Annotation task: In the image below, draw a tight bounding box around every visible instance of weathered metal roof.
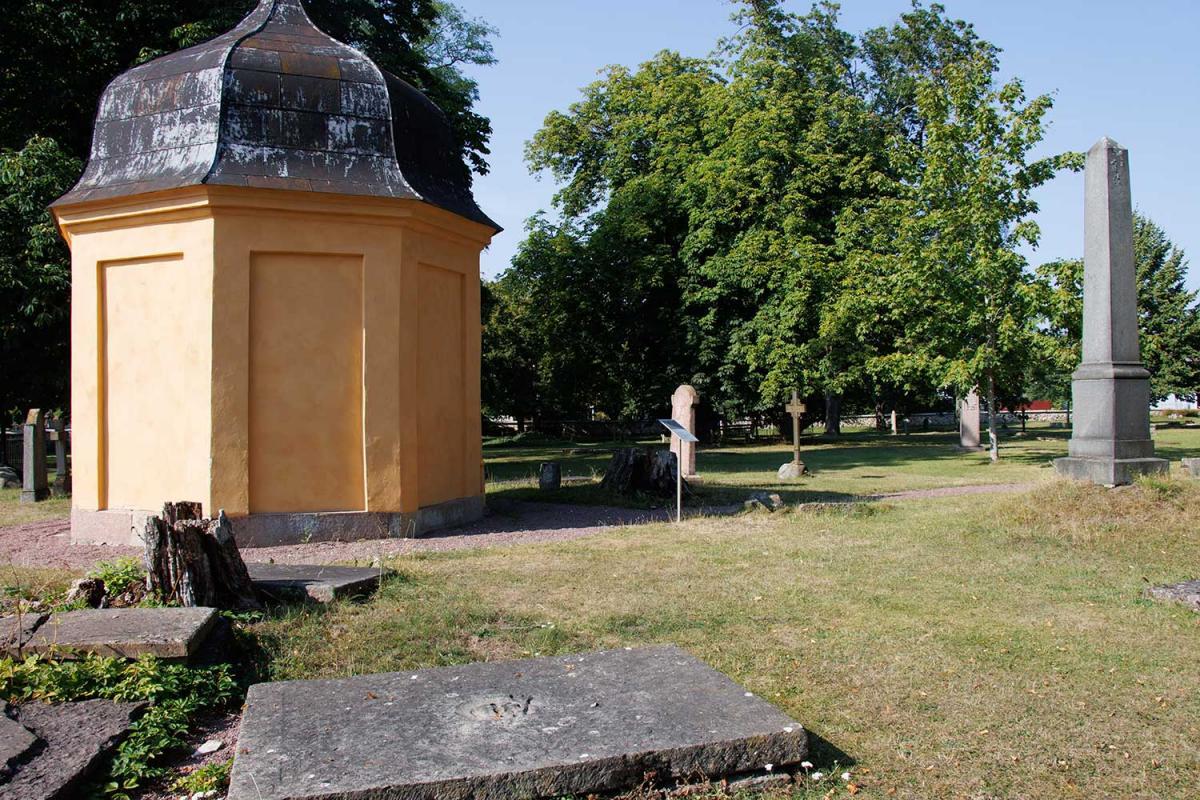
[55,0,497,231]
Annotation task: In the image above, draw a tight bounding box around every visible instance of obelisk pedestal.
[1054,138,1167,486]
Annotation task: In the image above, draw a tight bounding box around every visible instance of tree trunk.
[986,370,999,462]
[824,393,842,437]
[144,502,261,610]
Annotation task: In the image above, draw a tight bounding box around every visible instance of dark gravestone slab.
[246,563,387,604]
[0,703,39,780]
[1147,580,1200,612]
[228,645,808,800]
[5,607,218,661]
[3,700,144,799]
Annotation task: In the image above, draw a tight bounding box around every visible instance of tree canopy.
[0,0,496,419]
[487,0,1165,457]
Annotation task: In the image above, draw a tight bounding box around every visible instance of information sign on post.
[658,419,698,522]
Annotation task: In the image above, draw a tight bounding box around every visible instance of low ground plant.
[0,654,239,798]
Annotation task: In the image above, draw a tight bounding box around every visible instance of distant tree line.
[0,0,497,421]
[483,0,1200,459]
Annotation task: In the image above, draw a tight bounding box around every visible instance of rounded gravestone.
[538,462,562,491]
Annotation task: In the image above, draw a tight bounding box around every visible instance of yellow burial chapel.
[52,0,500,545]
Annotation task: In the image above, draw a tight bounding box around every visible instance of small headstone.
[20,409,48,504]
[959,391,982,451]
[538,461,562,491]
[0,465,18,489]
[228,645,809,800]
[0,607,219,661]
[5,699,145,799]
[670,385,700,478]
[1181,458,1199,478]
[1146,580,1200,612]
[50,416,70,496]
[247,563,388,604]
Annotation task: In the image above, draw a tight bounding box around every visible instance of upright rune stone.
[1053,138,1167,486]
[670,385,700,478]
[778,390,807,480]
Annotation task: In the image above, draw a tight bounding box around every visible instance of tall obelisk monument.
[1054,138,1167,486]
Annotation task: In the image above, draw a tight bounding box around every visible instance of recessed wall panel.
[417,264,465,506]
[249,253,364,512]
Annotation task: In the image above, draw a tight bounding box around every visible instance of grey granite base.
[1053,456,1169,486]
[71,495,486,547]
[228,645,809,800]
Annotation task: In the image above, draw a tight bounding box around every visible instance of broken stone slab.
[228,645,809,800]
[1146,580,1200,612]
[0,607,219,661]
[3,699,144,799]
[0,702,39,780]
[0,614,47,654]
[246,563,389,604]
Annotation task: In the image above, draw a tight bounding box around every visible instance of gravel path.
[0,482,1035,571]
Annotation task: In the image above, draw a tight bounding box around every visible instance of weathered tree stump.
[600,448,686,497]
[143,502,261,610]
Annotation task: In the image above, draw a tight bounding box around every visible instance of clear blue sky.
[456,0,1200,293]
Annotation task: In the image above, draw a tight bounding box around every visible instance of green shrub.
[0,654,238,798]
[86,558,145,596]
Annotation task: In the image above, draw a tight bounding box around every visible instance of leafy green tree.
[847,12,1077,459]
[0,137,80,419]
[1035,213,1200,404]
[0,0,496,418]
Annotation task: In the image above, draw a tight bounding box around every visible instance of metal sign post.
[658,419,698,522]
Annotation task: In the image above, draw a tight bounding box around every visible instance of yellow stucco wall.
[247,253,365,513]
[55,186,491,533]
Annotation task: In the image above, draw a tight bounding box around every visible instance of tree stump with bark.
[600,448,686,497]
[143,502,261,610]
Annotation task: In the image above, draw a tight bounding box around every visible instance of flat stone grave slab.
[229,645,809,800]
[0,607,219,661]
[246,563,389,604]
[1147,580,1200,612]
[4,699,144,799]
[0,702,39,779]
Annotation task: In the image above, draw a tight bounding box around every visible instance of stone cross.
[959,391,982,450]
[670,385,699,478]
[20,409,48,504]
[778,390,807,479]
[1054,138,1167,485]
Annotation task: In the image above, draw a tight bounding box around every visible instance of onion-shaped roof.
[55,0,497,230]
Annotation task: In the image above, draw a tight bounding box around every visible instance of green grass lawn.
[485,424,1200,507]
[3,431,1200,797]
[0,487,71,527]
[251,476,1200,799]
